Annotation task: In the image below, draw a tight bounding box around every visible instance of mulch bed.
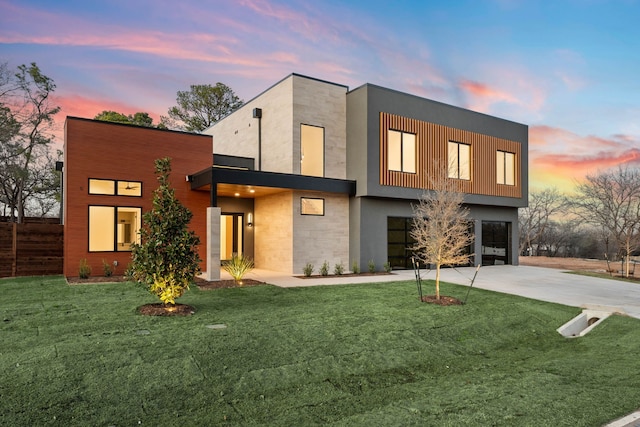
[421,295,463,306]
[66,276,267,289]
[196,278,265,290]
[137,303,195,316]
[297,272,392,279]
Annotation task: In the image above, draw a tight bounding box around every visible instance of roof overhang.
[189,167,356,198]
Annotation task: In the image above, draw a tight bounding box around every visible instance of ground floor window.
[481,221,511,265]
[89,206,141,252]
[387,217,417,269]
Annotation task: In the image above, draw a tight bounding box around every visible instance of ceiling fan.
[124,182,139,190]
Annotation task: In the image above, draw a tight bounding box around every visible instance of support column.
[205,207,221,281]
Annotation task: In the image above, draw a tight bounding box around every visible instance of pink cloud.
[528,125,640,191]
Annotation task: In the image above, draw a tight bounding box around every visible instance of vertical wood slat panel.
[379,112,522,198]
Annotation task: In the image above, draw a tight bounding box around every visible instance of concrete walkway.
[236,264,640,319]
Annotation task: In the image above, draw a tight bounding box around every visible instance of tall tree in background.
[0,62,61,222]
[411,171,474,300]
[518,187,566,256]
[94,110,166,129]
[164,83,243,132]
[571,167,640,277]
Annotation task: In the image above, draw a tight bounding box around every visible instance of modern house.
[62,73,527,279]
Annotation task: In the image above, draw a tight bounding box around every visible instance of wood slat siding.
[0,223,63,278]
[380,112,522,198]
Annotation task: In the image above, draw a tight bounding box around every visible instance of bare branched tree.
[570,166,640,277]
[0,62,61,222]
[518,187,566,256]
[411,172,474,300]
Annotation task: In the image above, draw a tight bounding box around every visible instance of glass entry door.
[221,213,244,261]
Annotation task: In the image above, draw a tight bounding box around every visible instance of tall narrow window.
[89,206,141,252]
[448,141,471,180]
[388,130,416,173]
[89,206,115,251]
[301,124,324,177]
[496,151,516,185]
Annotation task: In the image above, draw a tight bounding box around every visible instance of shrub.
[320,261,329,276]
[334,262,344,275]
[303,263,314,277]
[127,158,201,306]
[102,259,113,277]
[352,260,359,274]
[223,253,254,285]
[79,259,91,279]
[368,259,376,273]
[383,261,392,273]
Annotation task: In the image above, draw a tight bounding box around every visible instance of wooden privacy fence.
[0,223,63,278]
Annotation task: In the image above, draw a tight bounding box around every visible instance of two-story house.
[62,73,527,279]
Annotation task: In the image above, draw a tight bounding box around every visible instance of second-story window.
[388,130,416,173]
[301,124,324,177]
[448,141,471,180]
[497,151,516,185]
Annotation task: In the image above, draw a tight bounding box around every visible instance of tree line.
[520,167,640,277]
[0,61,243,222]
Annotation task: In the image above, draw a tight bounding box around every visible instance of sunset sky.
[2,0,639,193]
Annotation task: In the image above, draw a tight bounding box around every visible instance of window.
[301,124,324,177]
[301,198,324,216]
[117,181,142,196]
[89,179,115,195]
[448,141,471,180]
[387,217,417,269]
[388,130,416,173]
[496,151,516,185]
[89,179,142,196]
[89,206,141,252]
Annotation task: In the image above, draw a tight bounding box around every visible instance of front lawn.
[1,276,639,426]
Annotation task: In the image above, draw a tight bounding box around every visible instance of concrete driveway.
[435,265,640,319]
[242,265,640,319]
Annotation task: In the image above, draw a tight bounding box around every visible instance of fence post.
[11,222,17,277]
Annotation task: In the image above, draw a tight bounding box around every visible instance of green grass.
[2,276,640,426]
[567,269,640,284]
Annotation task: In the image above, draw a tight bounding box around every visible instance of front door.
[221,213,244,261]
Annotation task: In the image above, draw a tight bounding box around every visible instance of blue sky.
[2,0,640,191]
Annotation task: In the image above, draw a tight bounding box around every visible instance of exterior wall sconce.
[247,213,253,227]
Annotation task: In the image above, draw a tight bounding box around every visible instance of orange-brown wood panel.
[63,118,213,277]
[380,112,522,198]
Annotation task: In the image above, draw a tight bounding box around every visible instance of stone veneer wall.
[205,78,293,173]
[254,192,293,272]
[206,74,347,179]
[292,191,349,274]
[292,77,347,179]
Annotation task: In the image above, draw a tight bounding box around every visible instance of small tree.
[127,158,201,305]
[411,173,474,300]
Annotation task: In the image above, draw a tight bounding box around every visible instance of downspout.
[253,108,262,171]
